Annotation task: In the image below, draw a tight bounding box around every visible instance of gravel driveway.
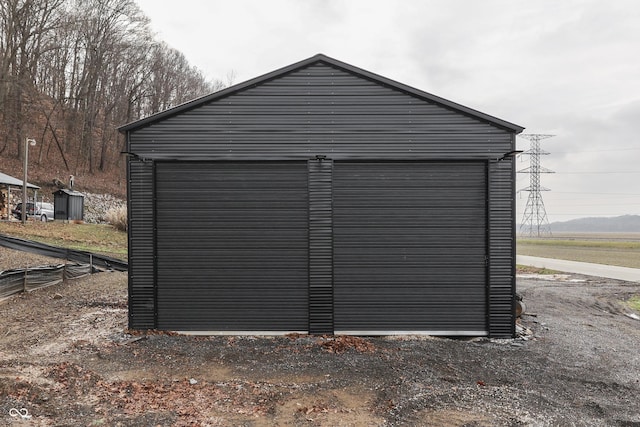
[1,247,639,426]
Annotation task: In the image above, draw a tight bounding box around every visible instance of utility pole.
[518,134,554,237]
[22,138,36,224]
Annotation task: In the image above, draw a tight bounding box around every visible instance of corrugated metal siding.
[488,157,516,337]
[333,161,487,334]
[53,193,66,220]
[128,160,155,329]
[308,159,333,334]
[154,161,309,331]
[125,59,518,336]
[68,196,84,220]
[129,63,512,161]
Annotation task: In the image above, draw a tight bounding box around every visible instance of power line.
[536,203,640,208]
[520,195,640,201]
[546,147,640,154]
[554,171,640,174]
[549,191,640,196]
[517,134,554,237]
[519,213,639,217]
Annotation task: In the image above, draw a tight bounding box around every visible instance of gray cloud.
[137,0,640,222]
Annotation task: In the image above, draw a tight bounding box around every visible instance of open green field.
[517,232,640,269]
[0,221,127,260]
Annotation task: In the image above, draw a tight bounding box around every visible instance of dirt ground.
[1,247,640,426]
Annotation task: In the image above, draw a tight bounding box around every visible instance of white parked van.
[12,202,55,221]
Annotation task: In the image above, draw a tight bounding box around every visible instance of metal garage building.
[118,54,524,338]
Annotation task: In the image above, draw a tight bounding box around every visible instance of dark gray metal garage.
[118,54,524,338]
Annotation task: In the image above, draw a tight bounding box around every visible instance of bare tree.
[0,0,64,157]
[0,0,224,180]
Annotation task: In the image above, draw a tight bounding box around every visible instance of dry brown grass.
[0,221,127,259]
[105,206,127,232]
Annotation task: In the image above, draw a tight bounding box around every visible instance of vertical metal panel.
[333,161,487,334]
[488,158,516,337]
[308,159,333,334]
[154,161,309,332]
[68,195,84,221]
[53,192,66,220]
[128,160,156,329]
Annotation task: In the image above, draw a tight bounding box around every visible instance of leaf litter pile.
[317,335,377,354]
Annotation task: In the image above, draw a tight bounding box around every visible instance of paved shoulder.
[517,255,640,283]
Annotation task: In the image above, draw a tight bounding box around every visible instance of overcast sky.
[136,0,640,224]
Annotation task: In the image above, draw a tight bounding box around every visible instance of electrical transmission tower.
[518,134,555,237]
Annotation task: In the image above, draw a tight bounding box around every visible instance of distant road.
[517,255,640,283]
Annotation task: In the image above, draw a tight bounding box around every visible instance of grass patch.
[519,238,640,250]
[518,235,640,269]
[516,264,560,275]
[628,296,640,312]
[0,221,127,260]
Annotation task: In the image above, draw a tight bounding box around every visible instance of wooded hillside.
[1,0,224,196]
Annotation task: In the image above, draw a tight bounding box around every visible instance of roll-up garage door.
[333,161,487,334]
[155,162,309,332]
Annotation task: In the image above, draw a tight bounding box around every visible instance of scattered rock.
[515,323,534,340]
[83,193,126,224]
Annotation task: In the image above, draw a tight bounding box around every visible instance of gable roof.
[0,171,40,189]
[54,188,84,197]
[118,53,524,133]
